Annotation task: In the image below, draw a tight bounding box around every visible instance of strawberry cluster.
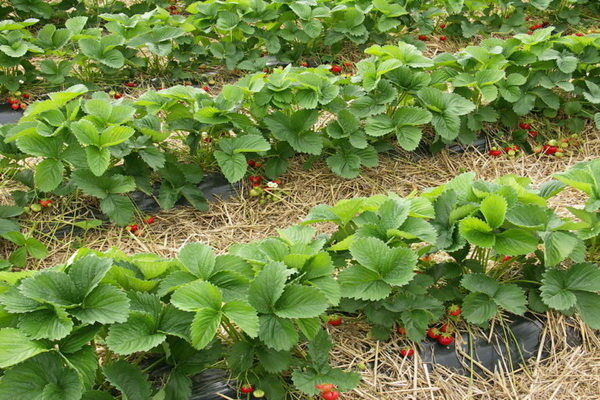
[6,93,29,111]
[316,384,340,400]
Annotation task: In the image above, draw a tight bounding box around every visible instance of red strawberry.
[11,103,20,110]
[527,30,533,35]
[124,82,136,88]
[343,62,353,67]
[439,324,450,333]
[247,159,256,167]
[447,305,461,317]
[126,224,139,233]
[543,145,558,155]
[322,391,340,400]
[20,103,27,110]
[330,65,342,74]
[202,86,210,92]
[418,34,428,41]
[316,384,336,392]
[427,327,440,339]
[528,130,538,138]
[439,36,447,41]
[437,332,454,346]
[519,123,531,129]
[38,199,53,208]
[254,161,263,168]
[502,256,512,262]
[252,183,261,188]
[397,326,406,335]
[168,5,177,10]
[249,175,262,184]
[22,93,30,99]
[7,97,17,104]
[327,316,343,326]
[439,23,447,28]
[113,92,123,99]
[240,384,253,394]
[300,61,309,67]
[488,150,502,157]
[144,216,155,224]
[575,33,584,37]
[400,347,415,357]
[263,67,270,73]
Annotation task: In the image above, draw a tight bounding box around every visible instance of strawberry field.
[0,0,599,399]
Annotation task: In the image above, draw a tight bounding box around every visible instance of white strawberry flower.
[266,181,278,188]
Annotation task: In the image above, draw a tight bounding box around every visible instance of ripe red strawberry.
[439,36,447,41]
[7,97,17,104]
[11,103,20,110]
[575,33,584,37]
[543,145,558,155]
[427,327,440,339]
[263,67,270,73]
[447,305,461,317]
[439,324,450,333]
[343,62,353,67]
[144,216,155,224]
[330,65,342,74]
[502,255,512,262]
[22,93,30,99]
[300,61,309,67]
[397,326,406,335]
[240,384,253,394]
[327,316,343,326]
[38,199,53,208]
[168,5,177,10]
[527,30,533,35]
[321,391,340,400]
[488,150,502,157]
[316,384,336,392]
[113,92,123,99]
[124,82,136,88]
[400,347,415,357]
[418,34,428,41]
[252,183,261,188]
[202,86,210,92]
[437,332,454,346]
[528,130,538,138]
[126,224,139,233]
[249,175,262,184]
[247,159,256,167]
[519,123,531,129]
[439,23,447,28]
[254,161,263,168]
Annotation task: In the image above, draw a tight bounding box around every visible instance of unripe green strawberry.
[30,204,42,212]
[548,139,558,146]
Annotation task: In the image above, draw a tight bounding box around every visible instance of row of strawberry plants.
[2,29,599,226]
[0,159,598,399]
[1,0,598,94]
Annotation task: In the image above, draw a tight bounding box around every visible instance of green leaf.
[70,284,130,324]
[248,262,290,314]
[458,217,495,248]
[258,314,299,351]
[214,151,246,183]
[480,194,506,229]
[17,307,74,340]
[494,229,538,256]
[544,231,580,266]
[256,347,291,374]
[190,308,222,349]
[574,291,600,329]
[68,254,113,298]
[338,265,391,301]
[19,271,79,306]
[462,292,498,324]
[326,150,361,178]
[35,159,64,192]
[493,284,527,315]
[171,281,222,312]
[401,309,432,341]
[0,353,82,400]
[99,195,134,226]
[102,360,152,400]
[0,328,49,368]
[274,285,329,319]
[222,300,259,337]
[106,312,166,355]
[393,106,432,125]
[461,273,499,297]
[178,242,216,280]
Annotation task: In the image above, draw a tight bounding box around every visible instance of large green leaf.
[248,262,290,314]
[258,314,299,351]
[106,312,166,355]
[189,308,221,349]
[102,360,152,400]
[274,285,329,319]
[178,242,216,280]
[222,300,259,337]
[0,328,49,368]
